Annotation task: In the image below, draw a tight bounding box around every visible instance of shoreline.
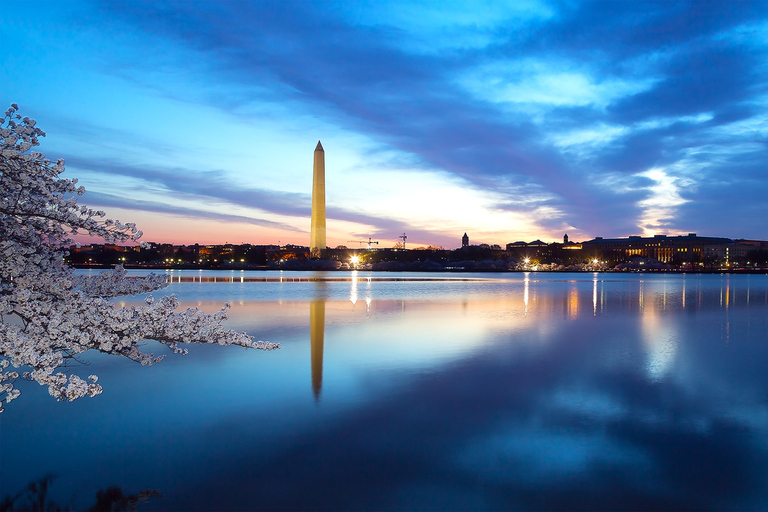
[70,264,768,275]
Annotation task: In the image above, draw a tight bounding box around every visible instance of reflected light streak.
[524,272,530,317]
[724,277,731,342]
[350,278,358,305]
[568,285,579,319]
[640,302,678,382]
[600,284,604,313]
[682,279,686,309]
[365,278,373,314]
[592,274,598,316]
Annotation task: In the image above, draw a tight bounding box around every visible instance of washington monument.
[310,141,326,257]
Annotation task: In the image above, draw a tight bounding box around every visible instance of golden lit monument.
[310,141,326,258]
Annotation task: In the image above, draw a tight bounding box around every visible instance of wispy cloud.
[635,168,690,235]
[100,0,766,238]
[65,156,311,218]
[4,0,766,243]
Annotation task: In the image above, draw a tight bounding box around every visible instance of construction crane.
[347,237,379,249]
[399,233,407,249]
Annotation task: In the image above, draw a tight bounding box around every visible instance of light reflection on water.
[3,272,768,511]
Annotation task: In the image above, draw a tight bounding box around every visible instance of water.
[2,271,768,510]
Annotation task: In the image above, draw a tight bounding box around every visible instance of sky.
[2,0,767,248]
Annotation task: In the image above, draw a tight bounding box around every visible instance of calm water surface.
[2,271,768,511]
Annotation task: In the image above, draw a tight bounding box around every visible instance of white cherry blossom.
[0,104,278,412]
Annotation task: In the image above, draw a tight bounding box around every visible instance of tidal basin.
[2,271,768,510]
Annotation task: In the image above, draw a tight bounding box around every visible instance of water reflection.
[349,275,358,304]
[568,283,579,319]
[682,277,686,309]
[592,273,597,316]
[312,277,376,401]
[310,299,325,401]
[523,272,529,317]
[5,273,768,511]
[640,292,679,381]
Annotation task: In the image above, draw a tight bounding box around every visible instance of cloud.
[65,156,311,218]
[609,44,760,123]
[81,191,305,233]
[49,0,768,239]
[66,155,448,243]
[635,168,690,235]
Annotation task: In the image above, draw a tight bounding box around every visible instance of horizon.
[73,230,767,252]
[3,1,767,247]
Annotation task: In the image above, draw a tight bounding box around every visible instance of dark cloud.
[98,2,597,220]
[97,0,768,239]
[674,158,768,238]
[609,44,760,123]
[518,0,768,64]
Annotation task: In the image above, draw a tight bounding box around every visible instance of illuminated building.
[310,141,326,258]
[583,233,734,264]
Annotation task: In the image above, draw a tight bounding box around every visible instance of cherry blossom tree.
[0,104,277,412]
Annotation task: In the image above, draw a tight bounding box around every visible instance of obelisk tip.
[315,141,324,152]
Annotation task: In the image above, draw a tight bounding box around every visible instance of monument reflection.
[309,276,374,400]
[310,299,325,400]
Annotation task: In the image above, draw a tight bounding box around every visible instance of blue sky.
[3,0,767,248]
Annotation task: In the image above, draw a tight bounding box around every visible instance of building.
[462,233,469,248]
[505,240,551,262]
[582,233,734,265]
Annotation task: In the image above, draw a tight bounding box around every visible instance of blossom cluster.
[0,104,278,412]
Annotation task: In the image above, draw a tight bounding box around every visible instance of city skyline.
[3,1,767,248]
